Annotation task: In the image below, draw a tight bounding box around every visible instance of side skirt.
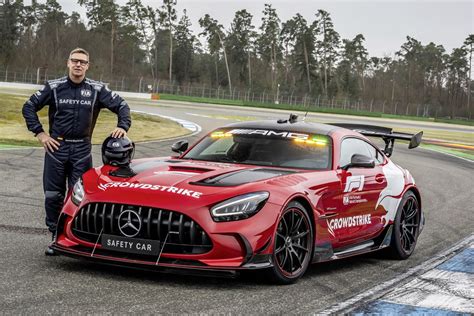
[312,225,393,263]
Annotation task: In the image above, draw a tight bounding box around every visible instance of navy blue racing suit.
[22,76,131,232]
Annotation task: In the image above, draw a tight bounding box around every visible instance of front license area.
[101,234,160,256]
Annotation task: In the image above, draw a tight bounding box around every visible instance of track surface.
[1,99,473,314]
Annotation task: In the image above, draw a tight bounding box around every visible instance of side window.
[340,138,372,167]
[363,142,385,165]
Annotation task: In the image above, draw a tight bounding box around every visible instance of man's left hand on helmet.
[111,127,127,138]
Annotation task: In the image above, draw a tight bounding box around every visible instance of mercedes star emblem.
[118,210,142,237]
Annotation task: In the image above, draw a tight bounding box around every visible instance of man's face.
[67,53,89,78]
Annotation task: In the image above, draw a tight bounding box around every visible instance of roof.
[221,120,339,136]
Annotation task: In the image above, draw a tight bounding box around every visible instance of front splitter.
[51,244,241,279]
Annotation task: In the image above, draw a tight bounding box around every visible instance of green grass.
[0,143,31,149]
[0,93,190,147]
[159,94,474,126]
[0,138,39,147]
[3,88,472,126]
[421,144,474,161]
[396,128,474,145]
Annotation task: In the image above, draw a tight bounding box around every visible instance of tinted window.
[184,128,332,170]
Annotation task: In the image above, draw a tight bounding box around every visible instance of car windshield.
[183,128,332,170]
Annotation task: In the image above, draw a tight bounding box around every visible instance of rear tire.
[266,201,313,284]
[389,191,421,259]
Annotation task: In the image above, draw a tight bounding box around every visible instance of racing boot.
[45,231,58,256]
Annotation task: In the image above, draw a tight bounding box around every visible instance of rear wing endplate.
[330,123,423,157]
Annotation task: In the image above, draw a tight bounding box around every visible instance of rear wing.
[330,123,423,157]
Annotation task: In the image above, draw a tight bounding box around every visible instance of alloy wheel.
[399,196,420,253]
[274,207,312,277]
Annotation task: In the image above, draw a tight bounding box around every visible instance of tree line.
[0,0,472,118]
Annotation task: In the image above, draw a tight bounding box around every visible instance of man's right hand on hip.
[37,132,60,152]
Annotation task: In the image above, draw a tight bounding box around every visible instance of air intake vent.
[72,203,212,254]
[168,165,214,173]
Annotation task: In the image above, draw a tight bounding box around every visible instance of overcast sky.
[53,0,473,57]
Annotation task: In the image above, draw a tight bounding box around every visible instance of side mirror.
[171,140,188,154]
[342,154,375,170]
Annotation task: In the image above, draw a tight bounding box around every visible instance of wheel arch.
[268,195,316,283]
[286,196,316,229]
[405,185,422,211]
[287,196,316,239]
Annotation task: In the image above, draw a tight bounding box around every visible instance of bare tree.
[199,14,232,94]
[464,34,474,118]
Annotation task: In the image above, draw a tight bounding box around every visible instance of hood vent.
[130,160,168,173]
[168,165,215,173]
[191,168,296,187]
[164,159,184,163]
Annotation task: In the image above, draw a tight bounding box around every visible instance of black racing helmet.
[102,136,135,166]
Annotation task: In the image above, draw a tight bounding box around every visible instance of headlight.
[210,192,269,222]
[71,178,84,206]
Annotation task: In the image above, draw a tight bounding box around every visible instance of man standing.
[22,48,131,255]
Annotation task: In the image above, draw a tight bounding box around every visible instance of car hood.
[86,158,299,202]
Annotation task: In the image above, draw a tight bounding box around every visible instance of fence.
[0,67,469,120]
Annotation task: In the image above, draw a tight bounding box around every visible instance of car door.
[333,137,387,244]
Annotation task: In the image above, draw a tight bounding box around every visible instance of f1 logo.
[344,175,365,193]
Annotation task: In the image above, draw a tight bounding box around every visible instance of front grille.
[71,203,212,254]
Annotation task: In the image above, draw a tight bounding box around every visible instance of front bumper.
[52,243,240,278]
[51,242,273,276]
[55,197,279,274]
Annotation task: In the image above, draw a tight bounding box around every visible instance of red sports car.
[52,116,424,284]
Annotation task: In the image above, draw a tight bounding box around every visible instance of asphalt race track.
[1,99,473,314]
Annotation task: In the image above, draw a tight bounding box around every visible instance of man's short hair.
[69,48,89,60]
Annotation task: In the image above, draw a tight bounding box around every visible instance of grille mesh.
[72,203,212,254]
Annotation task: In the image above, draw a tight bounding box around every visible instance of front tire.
[266,201,313,284]
[389,191,421,259]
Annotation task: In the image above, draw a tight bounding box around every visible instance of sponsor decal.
[224,129,310,140]
[344,175,365,193]
[58,99,92,106]
[343,194,368,205]
[328,214,371,231]
[98,181,203,199]
[80,89,92,97]
[112,141,120,148]
[34,90,42,97]
[343,195,350,205]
